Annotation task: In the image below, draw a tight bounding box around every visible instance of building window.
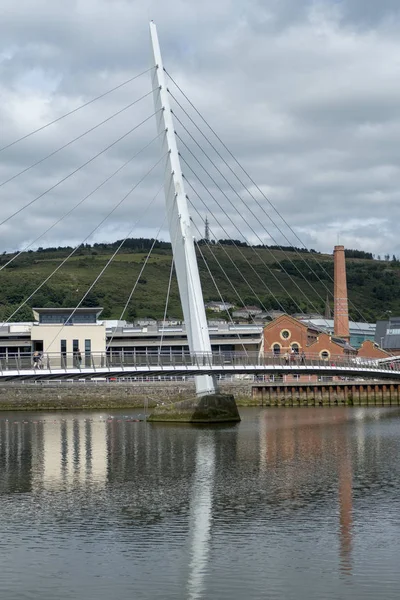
[34,340,44,352]
[273,344,281,355]
[73,339,82,367]
[60,340,67,367]
[280,329,291,340]
[291,343,300,354]
[320,350,330,360]
[85,339,91,368]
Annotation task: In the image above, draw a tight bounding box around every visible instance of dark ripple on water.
[1,407,400,599]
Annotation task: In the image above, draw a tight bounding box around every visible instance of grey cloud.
[1,0,400,265]
[340,0,400,25]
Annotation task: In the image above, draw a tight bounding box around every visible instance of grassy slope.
[0,245,398,321]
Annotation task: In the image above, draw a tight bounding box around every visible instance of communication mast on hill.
[204,216,210,243]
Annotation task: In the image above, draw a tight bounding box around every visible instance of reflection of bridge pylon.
[186,434,215,600]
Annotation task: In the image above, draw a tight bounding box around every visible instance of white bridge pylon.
[150,21,217,397]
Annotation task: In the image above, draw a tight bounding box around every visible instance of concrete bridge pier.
[147,392,241,423]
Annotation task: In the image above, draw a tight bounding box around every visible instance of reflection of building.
[33,419,107,490]
[258,409,354,574]
[0,419,34,494]
[1,417,199,495]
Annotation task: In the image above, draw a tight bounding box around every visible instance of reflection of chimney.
[334,245,350,340]
[338,456,353,575]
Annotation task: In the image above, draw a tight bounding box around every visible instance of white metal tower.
[150,21,217,397]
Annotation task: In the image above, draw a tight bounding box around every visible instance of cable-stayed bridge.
[0,351,398,383]
[0,22,388,403]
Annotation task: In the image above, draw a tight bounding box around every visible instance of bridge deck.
[0,362,399,382]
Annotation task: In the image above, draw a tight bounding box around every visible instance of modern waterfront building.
[31,308,106,367]
[105,320,263,357]
[0,307,386,364]
[375,317,400,354]
[0,307,106,365]
[0,307,263,361]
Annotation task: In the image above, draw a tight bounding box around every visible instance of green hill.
[0,239,397,322]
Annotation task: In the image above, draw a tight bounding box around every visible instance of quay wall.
[253,381,400,407]
[0,381,252,411]
[0,380,399,411]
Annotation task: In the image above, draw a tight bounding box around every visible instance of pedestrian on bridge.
[74,348,82,368]
[33,351,40,370]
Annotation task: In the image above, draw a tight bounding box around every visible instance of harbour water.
[1,407,400,599]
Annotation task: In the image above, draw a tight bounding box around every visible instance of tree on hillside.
[0,304,33,322]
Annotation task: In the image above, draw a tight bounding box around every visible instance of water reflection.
[0,408,400,600]
[38,419,107,489]
[187,433,215,600]
[256,408,399,579]
[338,450,353,575]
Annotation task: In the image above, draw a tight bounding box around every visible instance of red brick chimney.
[334,245,350,340]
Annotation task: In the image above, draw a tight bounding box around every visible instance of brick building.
[263,314,357,360]
[264,314,390,361]
[357,340,389,360]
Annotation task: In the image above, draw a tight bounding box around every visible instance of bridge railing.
[0,350,399,374]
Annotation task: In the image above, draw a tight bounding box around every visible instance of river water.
[1,407,400,599]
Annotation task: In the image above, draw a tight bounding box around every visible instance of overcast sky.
[1,0,400,256]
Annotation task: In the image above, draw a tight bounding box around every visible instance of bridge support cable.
[46,191,167,354]
[179,143,331,323]
[174,115,335,322]
[106,205,167,351]
[0,132,164,272]
[193,235,252,356]
[159,223,180,353]
[166,74,369,326]
[0,67,155,154]
[0,88,158,190]
[180,156,312,316]
[158,258,175,352]
[184,177,288,314]
[0,110,162,229]
[189,208,274,320]
[4,153,168,324]
[195,240,248,356]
